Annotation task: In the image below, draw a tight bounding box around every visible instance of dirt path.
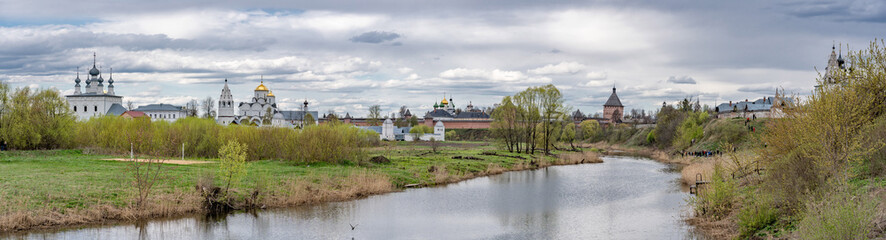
[101,158,213,165]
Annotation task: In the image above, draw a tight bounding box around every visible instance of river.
[12,155,702,239]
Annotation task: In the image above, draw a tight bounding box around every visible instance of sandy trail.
[102,158,213,165]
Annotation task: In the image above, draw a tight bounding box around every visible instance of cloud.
[781,0,886,22]
[585,71,607,80]
[584,80,612,87]
[666,76,697,84]
[527,61,586,75]
[349,31,401,44]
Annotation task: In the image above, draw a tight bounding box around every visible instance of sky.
[1,0,884,117]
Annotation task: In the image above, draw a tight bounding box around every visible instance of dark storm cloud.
[349,31,401,44]
[666,76,696,84]
[0,30,272,57]
[780,0,886,22]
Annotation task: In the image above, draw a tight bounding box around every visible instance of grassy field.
[0,141,600,232]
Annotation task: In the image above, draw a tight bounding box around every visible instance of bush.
[738,193,779,238]
[694,163,737,219]
[795,189,877,240]
[219,140,248,196]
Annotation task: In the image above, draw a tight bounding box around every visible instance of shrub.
[694,163,737,219]
[579,120,600,141]
[796,189,877,240]
[738,193,779,238]
[219,140,248,197]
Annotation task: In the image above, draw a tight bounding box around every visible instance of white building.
[216,79,318,127]
[131,104,188,122]
[66,54,126,121]
[363,118,445,141]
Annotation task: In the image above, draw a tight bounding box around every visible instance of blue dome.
[89,66,100,76]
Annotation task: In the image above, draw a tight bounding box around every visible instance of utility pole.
[130,142,133,160]
[181,143,184,161]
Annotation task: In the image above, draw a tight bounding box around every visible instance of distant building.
[132,104,187,122]
[714,90,793,119]
[422,96,492,129]
[360,118,445,141]
[329,95,493,129]
[603,87,624,123]
[817,44,849,89]
[216,79,317,127]
[65,53,126,121]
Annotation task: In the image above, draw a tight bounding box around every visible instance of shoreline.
[0,149,603,234]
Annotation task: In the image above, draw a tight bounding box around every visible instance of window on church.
[84,106,87,112]
[94,106,98,112]
[74,106,77,112]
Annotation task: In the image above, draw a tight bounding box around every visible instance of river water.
[13,155,701,239]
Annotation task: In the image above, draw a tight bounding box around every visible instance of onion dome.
[89,66,100,76]
[267,91,275,97]
[441,98,448,105]
[255,81,269,91]
[303,99,309,106]
[74,72,81,84]
[433,102,439,109]
[107,68,114,85]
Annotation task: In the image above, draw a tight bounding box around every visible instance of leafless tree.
[201,96,216,119]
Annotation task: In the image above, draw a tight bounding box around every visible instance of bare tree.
[186,99,199,117]
[368,105,382,126]
[126,100,134,111]
[201,96,216,119]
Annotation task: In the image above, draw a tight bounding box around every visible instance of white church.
[216,79,318,127]
[66,54,127,121]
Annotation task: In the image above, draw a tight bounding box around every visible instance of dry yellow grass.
[0,191,201,232]
[556,151,603,165]
[269,170,393,207]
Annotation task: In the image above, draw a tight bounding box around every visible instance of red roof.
[121,111,147,118]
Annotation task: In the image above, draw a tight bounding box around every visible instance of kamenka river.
[15,155,703,239]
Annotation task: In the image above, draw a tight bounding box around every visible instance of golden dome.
[267,91,275,97]
[255,81,269,91]
[441,98,449,105]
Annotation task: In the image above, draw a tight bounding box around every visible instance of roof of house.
[106,103,128,115]
[604,88,623,107]
[279,110,319,121]
[121,110,147,118]
[132,103,184,112]
[455,111,490,118]
[425,109,456,118]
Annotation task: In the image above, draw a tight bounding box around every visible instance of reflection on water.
[11,156,703,240]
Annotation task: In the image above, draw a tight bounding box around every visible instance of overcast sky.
[1,0,884,117]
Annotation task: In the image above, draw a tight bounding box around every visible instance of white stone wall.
[67,95,123,121]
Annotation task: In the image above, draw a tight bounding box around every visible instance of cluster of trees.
[649,98,711,150]
[491,84,572,154]
[0,84,76,149]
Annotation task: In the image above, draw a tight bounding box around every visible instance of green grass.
[0,141,564,216]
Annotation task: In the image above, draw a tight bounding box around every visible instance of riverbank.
[0,141,602,233]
